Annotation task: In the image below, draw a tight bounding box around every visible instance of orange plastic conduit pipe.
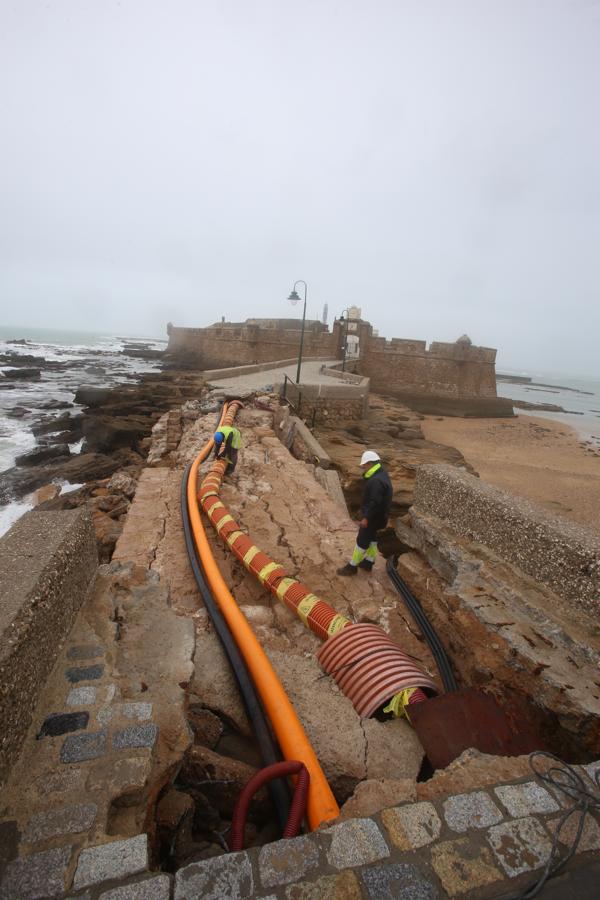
[187,403,339,830]
[198,403,438,718]
[200,403,351,641]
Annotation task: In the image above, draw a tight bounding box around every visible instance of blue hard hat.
[214,431,224,444]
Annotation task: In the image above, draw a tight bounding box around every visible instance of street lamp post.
[338,308,351,372]
[287,280,308,384]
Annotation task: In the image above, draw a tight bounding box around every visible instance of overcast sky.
[1,1,599,374]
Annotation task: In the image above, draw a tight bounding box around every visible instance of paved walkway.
[207,360,339,392]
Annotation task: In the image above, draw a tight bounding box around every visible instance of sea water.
[496,369,600,445]
[0,325,165,535]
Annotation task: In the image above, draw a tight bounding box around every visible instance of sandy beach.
[422,413,600,532]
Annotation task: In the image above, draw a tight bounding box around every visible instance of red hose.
[229,760,310,851]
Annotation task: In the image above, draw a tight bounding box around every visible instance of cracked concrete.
[113,400,436,805]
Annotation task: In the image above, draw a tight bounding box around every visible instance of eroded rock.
[108,471,138,499]
[338,778,417,821]
[416,748,555,801]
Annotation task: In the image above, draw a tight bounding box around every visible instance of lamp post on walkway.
[287,280,308,384]
[338,308,351,372]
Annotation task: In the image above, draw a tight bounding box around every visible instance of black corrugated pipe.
[181,464,291,829]
[386,557,458,693]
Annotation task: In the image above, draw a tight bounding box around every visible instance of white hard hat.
[360,450,380,466]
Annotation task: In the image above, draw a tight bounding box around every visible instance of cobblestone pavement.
[169,762,600,900]
[207,360,339,392]
[0,560,193,900]
[2,725,599,898]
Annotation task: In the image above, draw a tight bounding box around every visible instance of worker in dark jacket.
[214,425,242,475]
[337,450,392,576]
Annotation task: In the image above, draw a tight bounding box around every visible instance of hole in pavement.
[155,708,281,872]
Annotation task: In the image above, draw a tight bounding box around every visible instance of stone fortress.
[166,311,513,417]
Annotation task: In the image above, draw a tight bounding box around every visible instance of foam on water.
[57,480,85,494]
[0,326,164,533]
[0,416,36,472]
[0,498,34,538]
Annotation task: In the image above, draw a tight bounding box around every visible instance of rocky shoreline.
[1,352,206,557]
[511,398,584,414]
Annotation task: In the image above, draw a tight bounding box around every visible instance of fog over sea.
[0,325,165,536]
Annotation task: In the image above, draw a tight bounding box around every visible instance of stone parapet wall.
[283,378,370,422]
[412,465,600,620]
[319,364,364,385]
[203,357,307,380]
[0,509,97,785]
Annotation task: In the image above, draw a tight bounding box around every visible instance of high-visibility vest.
[216,426,242,450]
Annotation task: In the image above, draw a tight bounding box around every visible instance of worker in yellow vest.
[337,450,393,576]
[214,425,242,475]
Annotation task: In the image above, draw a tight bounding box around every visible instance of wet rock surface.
[1,368,205,564]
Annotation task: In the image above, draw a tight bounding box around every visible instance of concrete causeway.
[1,378,599,898]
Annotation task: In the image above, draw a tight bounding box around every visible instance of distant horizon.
[1,320,598,382]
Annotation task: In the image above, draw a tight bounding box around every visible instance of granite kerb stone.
[97,872,172,899]
[23,803,98,844]
[72,834,149,891]
[258,833,322,888]
[112,723,158,751]
[41,760,600,899]
[0,844,73,900]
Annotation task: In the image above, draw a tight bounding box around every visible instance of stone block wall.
[166,323,337,369]
[359,338,499,402]
[283,378,370,423]
[0,509,98,785]
[311,396,366,421]
[412,465,600,620]
[166,320,511,414]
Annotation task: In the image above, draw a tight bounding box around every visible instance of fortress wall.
[167,324,336,369]
[360,340,498,399]
[167,321,510,415]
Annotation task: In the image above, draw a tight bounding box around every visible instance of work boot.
[358,559,374,572]
[337,562,357,576]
